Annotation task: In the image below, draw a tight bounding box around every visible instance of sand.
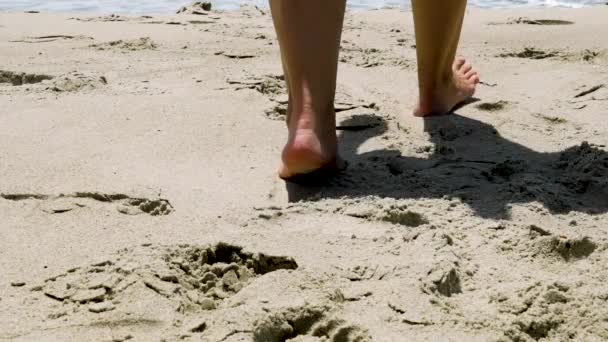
[1,4,608,341]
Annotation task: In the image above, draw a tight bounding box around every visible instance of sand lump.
[177,2,212,15]
[46,72,107,92]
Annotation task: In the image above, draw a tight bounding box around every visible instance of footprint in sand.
[70,14,129,22]
[0,70,107,93]
[498,47,562,60]
[507,17,574,26]
[0,70,53,86]
[1,191,173,216]
[28,243,297,324]
[476,100,510,112]
[340,42,411,69]
[500,224,598,262]
[252,198,430,229]
[89,37,158,52]
[9,35,93,43]
[253,305,371,342]
[116,198,173,216]
[492,281,595,341]
[497,46,605,63]
[223,74,381,122]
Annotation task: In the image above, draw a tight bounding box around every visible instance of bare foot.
[414,57,480,117]
[279,114,343,180]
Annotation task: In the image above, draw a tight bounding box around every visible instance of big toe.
[454,56,466,69]
[470,74,480,84]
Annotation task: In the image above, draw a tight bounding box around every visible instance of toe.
[454,57,466,69]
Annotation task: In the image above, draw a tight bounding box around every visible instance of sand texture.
[1,5,608,342]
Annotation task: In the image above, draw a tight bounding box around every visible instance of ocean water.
[0,0,605,14]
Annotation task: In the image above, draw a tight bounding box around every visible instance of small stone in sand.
[10,281,26,287]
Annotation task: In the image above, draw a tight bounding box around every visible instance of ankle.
[288,106,336,135]
[282,122,337,168]
[286,109,338,153]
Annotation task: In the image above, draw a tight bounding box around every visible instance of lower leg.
[269,0,346,179]
[411,0,480,117]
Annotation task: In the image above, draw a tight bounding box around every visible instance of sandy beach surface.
[1,5,608,341]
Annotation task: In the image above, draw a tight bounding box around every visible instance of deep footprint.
[253,305,371,342]
[33,243,298,317]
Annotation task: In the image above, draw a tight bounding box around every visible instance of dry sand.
[1,4,608,341]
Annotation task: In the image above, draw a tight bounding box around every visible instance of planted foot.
[279,114,343,181]
[414,57,480,117]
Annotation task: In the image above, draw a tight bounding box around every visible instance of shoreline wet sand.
[1,5,608,341]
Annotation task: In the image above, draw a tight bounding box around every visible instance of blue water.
[0,0,605,14]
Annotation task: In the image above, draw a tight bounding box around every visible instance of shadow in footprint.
[286,113,608,219]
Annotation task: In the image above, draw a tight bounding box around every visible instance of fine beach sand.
[1,5,608,341]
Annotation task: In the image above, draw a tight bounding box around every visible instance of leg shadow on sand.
[286,113,608,219]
